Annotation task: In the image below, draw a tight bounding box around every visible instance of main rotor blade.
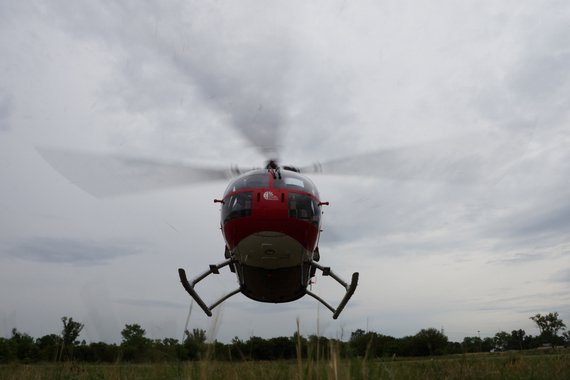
[228,102,284,160]
[37,147,230,198]
[301,131,528,183]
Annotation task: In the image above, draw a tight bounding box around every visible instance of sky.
[1,0,569,344]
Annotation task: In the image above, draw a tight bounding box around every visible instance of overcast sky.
[1,0,569,344]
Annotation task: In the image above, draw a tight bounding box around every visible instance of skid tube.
[178,259,240,317]
[305,261,359,319]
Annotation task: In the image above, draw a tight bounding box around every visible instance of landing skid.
[178,259,240,317]
[178,259,359,319]
[306,261,359,319]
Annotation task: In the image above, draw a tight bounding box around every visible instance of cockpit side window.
[288,192,320,226]
[222,192,253,223]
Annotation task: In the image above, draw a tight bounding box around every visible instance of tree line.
[1,312,567,363]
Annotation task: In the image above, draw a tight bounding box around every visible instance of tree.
[510,329,526,351]
[60,316,84,361]
[246,336,272,360]
[158,338,180,361]
[0,337,12,363]
[412,328,448,356]
[86,342,119,362]
[230,336,246,360]
[36,334,62,361]
[462,336,483,353]
[562,331,570,347]
[8,329,38,362]
[270,336,296,359]
[349,329,376,357]
[530,312,566,346]
[121,323,150,361]
[492,331,510,351]
[183,328,206,360]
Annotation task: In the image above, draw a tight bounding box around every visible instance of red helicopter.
[178,159,358,319]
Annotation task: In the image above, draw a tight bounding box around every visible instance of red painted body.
[219,169,323,303]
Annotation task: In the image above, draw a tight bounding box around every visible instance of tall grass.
[296,318,303,380]
[1,346,568,379]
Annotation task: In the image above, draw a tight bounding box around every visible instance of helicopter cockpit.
[221,169,321,226]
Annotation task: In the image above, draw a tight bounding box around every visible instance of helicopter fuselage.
[219,168,322,303]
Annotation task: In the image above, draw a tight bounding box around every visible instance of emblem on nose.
[263,191,279,201]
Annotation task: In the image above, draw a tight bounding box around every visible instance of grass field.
[1,350,569,380]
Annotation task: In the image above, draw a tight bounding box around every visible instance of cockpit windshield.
[223,169,319,198]
[273,171,319,197]
[224,170,269,196]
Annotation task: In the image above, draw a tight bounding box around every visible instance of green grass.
[1,350,569,380]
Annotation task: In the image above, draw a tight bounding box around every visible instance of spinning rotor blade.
[301,131,527,183]
[37,147,231,198]
[229,102,284,160]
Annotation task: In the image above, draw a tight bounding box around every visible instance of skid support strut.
[178,259,240,317]
[305,261,359,319]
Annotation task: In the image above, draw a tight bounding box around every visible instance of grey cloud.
[484,194,570,247]
[5,237,142,266]
[513,203,570,239]
[486,252,550,265]
[511,12,570,109]
[513,51,570,109]
[475,290,570,312]
[552,268,570,284]
[475,4,570,131]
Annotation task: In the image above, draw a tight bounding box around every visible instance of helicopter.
[178,159,358,319]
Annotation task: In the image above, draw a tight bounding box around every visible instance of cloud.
[4,237,142,266]
[512,203,570,240]
[510,9,570,120]
[552,268,570,284]
[469,2,570,131]
[481,193,570,250]
[487,252,552,265]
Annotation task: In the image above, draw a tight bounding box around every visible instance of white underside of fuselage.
[234,231,311,270]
